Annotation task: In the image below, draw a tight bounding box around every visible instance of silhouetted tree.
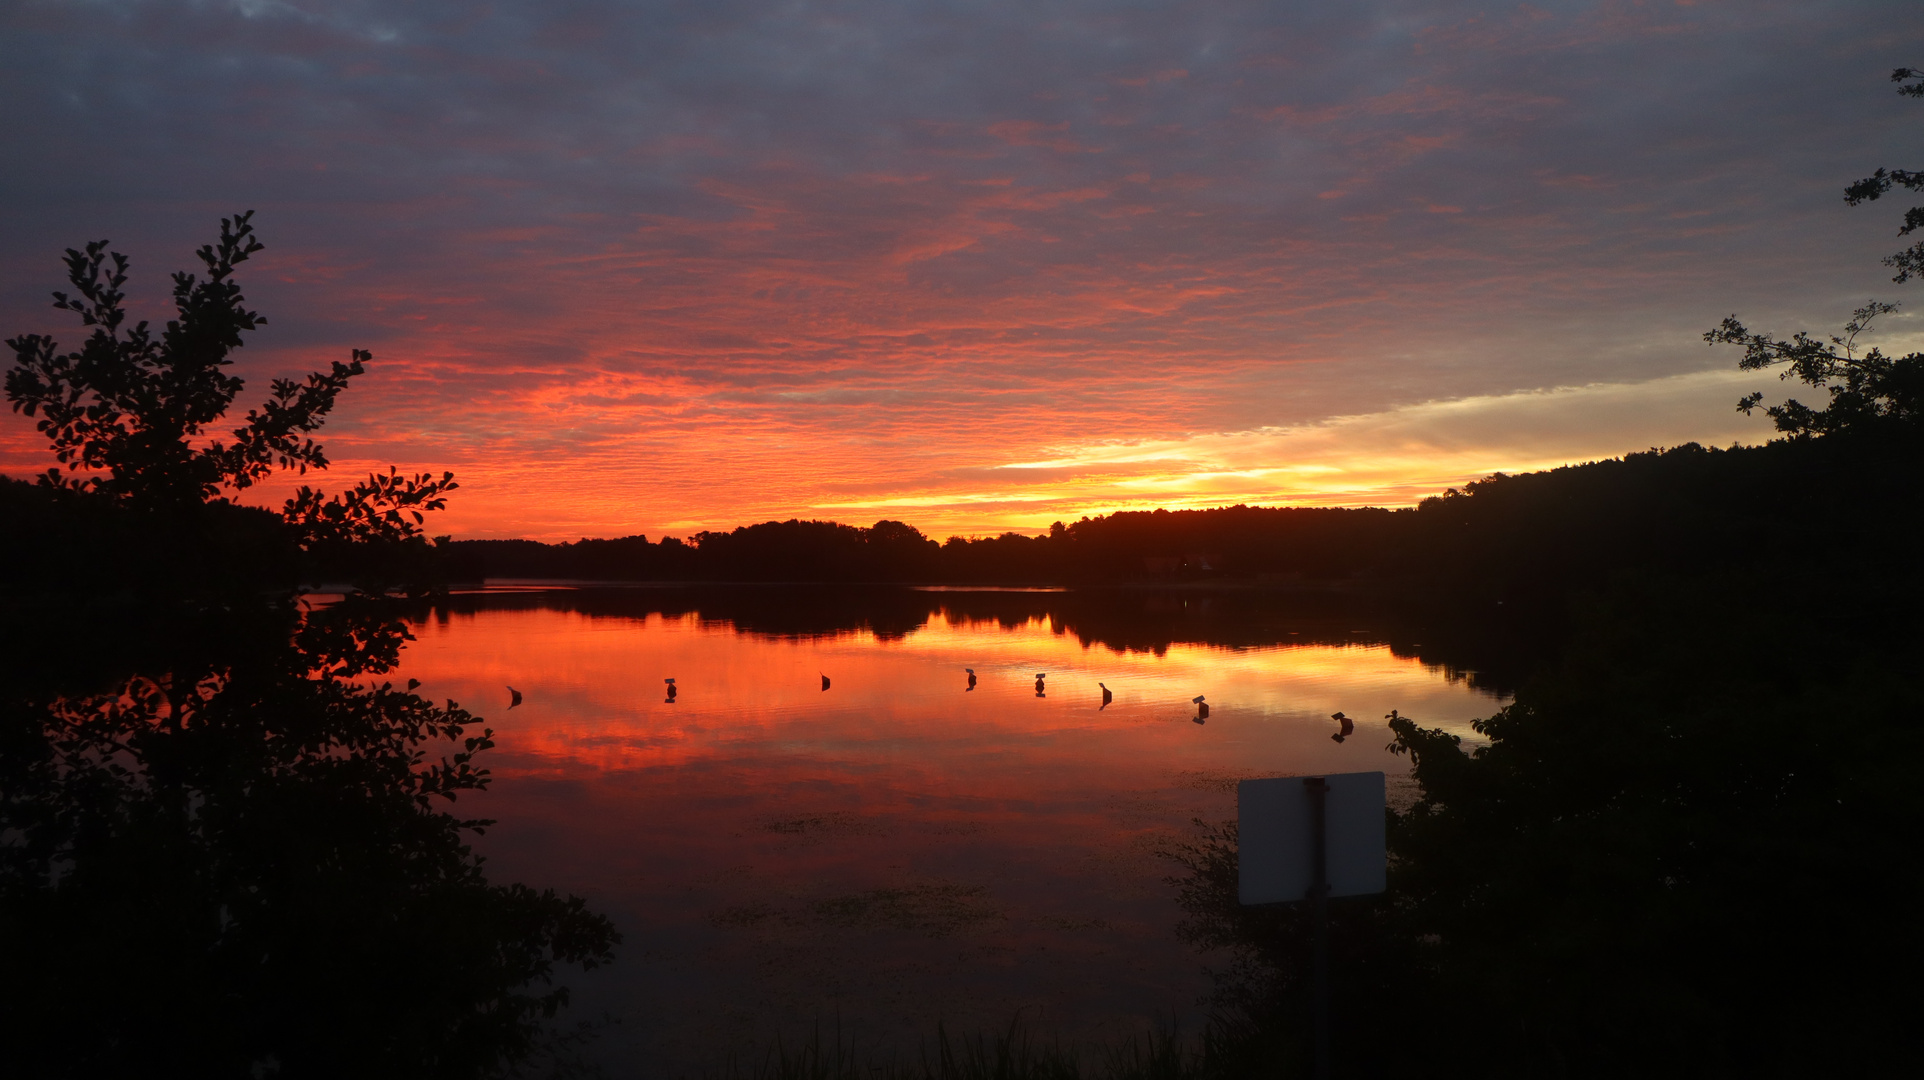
[2,216,617,1078]
[5,211,457,575]
[1844,66,1924,283]
[1158,85,1924,1067]
[1706,69,1924,440]
[1169,522,1924,1077]
[1706,301,1924,437]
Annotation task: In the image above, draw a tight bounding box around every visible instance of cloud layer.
[2,1,1919,538]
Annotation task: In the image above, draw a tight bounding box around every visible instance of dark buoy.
[1100,682,1113,709]
[1034,673,1047,697]
[1331,710,1354,743]
[965,667,977,691]
[1193,694,1209,721]
[507,686,523,709]
[664,677,677,704]
[821,673,831,692]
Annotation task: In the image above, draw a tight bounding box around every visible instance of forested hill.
[439,434,1918,596]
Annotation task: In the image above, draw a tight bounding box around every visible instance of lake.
[387,585,1505,1073]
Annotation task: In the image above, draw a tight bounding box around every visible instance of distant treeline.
[8,431,1911,648]
[437,435,1910,600]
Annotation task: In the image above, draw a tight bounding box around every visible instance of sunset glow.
[3,3,1920,539]
[386,598,1502,1057]
[6,6,1919,1071]
[401,605,1497,776]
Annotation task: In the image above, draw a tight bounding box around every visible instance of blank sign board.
[1238,771,1387,905]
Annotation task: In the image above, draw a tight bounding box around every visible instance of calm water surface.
[390,587,1503,1073]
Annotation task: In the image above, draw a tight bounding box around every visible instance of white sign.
[1238,771,1386,905]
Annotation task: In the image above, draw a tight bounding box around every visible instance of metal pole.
[1305,776,1331,1080]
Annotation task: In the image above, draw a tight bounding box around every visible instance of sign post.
[1239,771,1386,1080]
[1307,776,1331,1080]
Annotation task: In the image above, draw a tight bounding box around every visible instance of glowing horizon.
[2,2,1919,542]
[0,368,1791,542]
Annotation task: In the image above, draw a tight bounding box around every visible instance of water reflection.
[3,592,617,1077]
[391,586,1504,1071]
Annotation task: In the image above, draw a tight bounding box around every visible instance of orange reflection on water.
[405,608,1487,772]
[393,599,1500,1069]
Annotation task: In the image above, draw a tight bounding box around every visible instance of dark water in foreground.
[388,586,1504,1073]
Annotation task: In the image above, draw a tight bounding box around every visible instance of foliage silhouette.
[1168,556,1924,1077]
[1705,300,1923,437]
[1158,70,1924,1079]
[437,438,1908,685]
[1,217,616,1077]
[1843,66,1924,283]
[1,596,619,1077]
[5,211,457,592]
[1706,67,1924,439]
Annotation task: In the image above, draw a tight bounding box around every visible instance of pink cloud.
[1,0,1914,542]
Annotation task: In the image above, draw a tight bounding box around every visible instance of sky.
[2,0,1920,541]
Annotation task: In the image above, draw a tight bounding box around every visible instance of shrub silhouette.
[1,216,617,1078]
